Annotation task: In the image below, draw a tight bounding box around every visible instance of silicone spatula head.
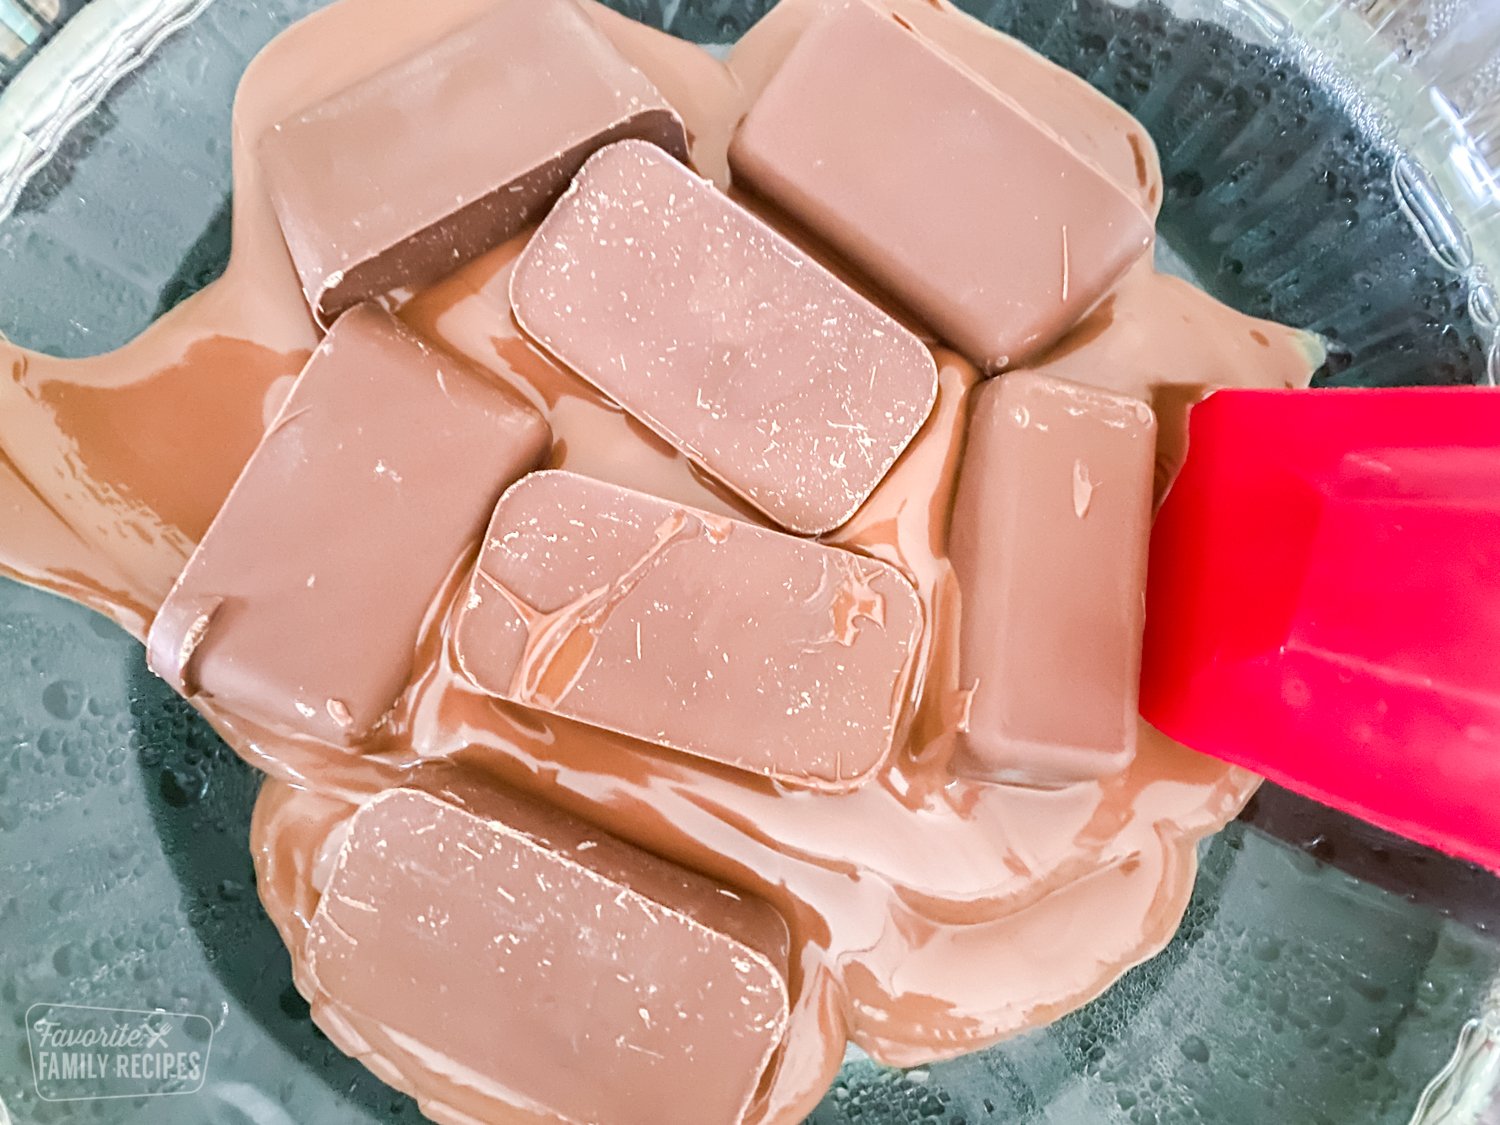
[1139,386,1500,871]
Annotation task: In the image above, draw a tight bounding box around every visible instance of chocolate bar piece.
[511,140,937,535]
[260,0,688,324]
[310,785,789,1125]
[455,470,923,789]
[729,0,1154,372]
[147,305,550,742]
[949,372,1155,785]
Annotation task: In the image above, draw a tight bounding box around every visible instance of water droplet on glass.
[41,680,85,721]
[159,766,208,807]
[52,944,86,978]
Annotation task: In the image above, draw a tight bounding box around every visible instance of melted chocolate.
[0,0,1323,1121]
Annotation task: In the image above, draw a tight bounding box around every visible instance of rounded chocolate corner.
[144,593,223,697]
[773,746,893,795]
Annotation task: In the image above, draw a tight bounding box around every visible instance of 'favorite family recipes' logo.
[25,1003,213,1101]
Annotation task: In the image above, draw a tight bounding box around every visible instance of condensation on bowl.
[2,2,1500,1124]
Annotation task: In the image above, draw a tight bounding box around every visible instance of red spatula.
[1139,385,1500,872]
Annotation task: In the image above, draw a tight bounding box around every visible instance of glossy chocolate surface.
[310,784,788,1125]
[730,0,1154,371]
[261,0,688,322]
[949,372,1156,786]
[146,304,549,742]
[456,471,922,789]
[513,140,936,534]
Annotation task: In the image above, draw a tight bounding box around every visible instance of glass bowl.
[1,0,1498,1122]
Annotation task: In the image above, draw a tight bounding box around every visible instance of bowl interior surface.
[1,1,1498,1123]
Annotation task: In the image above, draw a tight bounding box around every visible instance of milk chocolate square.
[260,0,688,323]
[454,470,923,789]
[147,305,550,742]
[949,372,1156,785]
[311,786,789,1125]
[729,0,1154,371]
[511,140,937,535]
